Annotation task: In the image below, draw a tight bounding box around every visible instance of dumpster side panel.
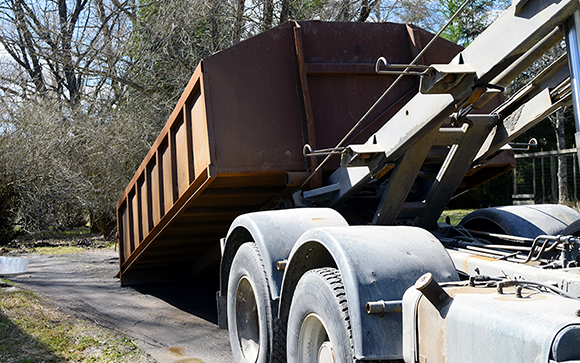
[117,65,208,269]
[201,22,307,173]
[116,21,465,283]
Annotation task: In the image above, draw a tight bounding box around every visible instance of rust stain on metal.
[116,21,463,284]
[293,22,321,188]
[462,254,498,273]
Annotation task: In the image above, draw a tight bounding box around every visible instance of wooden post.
[532,157,536,201]
[513,167,518,197]
[541,157,546,204]
[550,155,557,203]
[574,153,578,202]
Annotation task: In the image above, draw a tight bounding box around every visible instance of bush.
[0,175,16,245]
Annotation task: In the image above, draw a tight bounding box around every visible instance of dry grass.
[1,230,115,256]
[0,280,151,363]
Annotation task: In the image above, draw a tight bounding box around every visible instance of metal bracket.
[420,64,477,94]
[509,138,538,151]
[514,0,530,16]
[375,57,428,76]
[341,144,386,167]
[303,144,346,157]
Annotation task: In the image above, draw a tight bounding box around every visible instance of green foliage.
[438,209,476,225]
[438,0,510,46]
[448,171,514,209]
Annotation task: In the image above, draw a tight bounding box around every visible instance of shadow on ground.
[0,310,66,362]
[131,264,221,324]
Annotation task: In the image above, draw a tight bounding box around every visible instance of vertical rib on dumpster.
[116,21,464,285]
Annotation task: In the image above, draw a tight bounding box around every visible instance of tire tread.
[310,267,354,358]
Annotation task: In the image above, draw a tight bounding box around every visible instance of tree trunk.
[358,0,371,22]
[58,0,87,106]
[554,107,569,203]
[210,0,221,52]
[338,0,351,21]
[12,0,47,95]
[263,0,274,31]
[280,0,290,23]
[233,0,245,44]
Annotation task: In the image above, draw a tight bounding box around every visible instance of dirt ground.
[4,248,233,363]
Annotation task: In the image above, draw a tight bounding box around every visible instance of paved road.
[8,249,233,363]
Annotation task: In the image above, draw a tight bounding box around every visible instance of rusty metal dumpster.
[116,21,463,284]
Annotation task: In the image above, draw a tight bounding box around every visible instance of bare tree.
[1,0,513,238]
[210,0,221,51]
[0,0,140,235]
[0,0,133,106]
[337,0,350,21]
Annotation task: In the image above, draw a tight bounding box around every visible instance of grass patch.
[0,281,149,362]
[438,209,476,225]
[2,230,114,255]
[10,228,93,241]
[28,246,86,255]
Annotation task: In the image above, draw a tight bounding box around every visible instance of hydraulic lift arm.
[298,0,580,229]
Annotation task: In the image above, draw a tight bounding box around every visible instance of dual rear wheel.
[228,243,353,363]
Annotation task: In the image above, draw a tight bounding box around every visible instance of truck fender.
[220,208,348,301]
[279,225,458,360]
[459,204,580,238]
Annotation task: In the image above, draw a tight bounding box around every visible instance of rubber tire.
[287,268,354,363]
[227,242,285,363]
[562,218,580,236]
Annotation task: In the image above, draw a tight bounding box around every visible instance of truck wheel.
[227,242,284,363]
[287,268,354,363]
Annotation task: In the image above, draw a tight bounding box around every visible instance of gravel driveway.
[7,249,233,363]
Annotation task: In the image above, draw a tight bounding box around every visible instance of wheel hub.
[235,276,260,363]
[318,341,335,363]
[298,313,335,363]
